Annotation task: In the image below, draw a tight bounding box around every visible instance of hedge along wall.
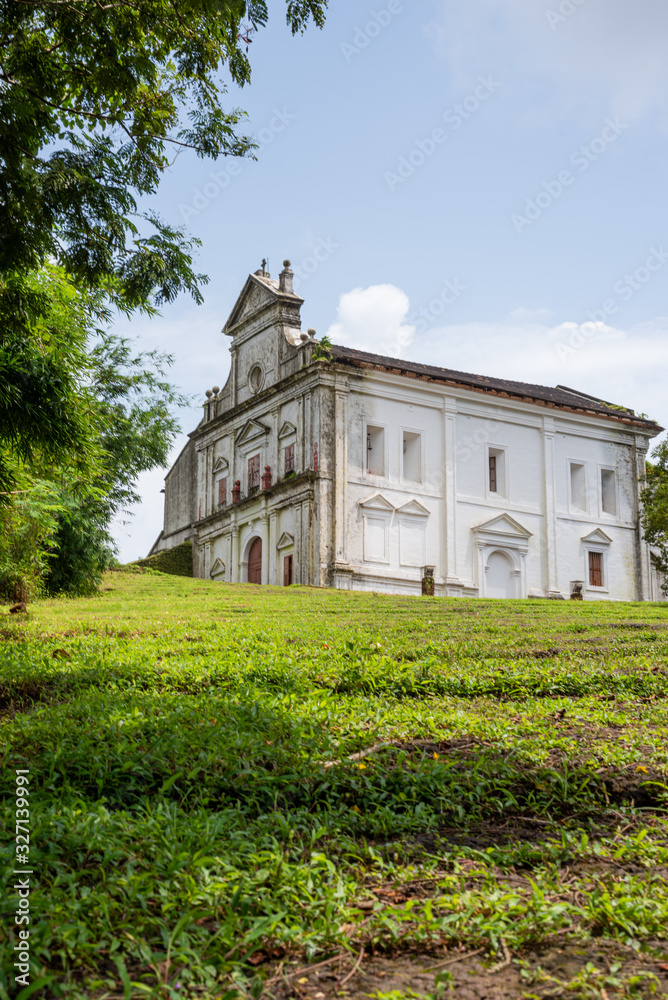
[131,542,193,577]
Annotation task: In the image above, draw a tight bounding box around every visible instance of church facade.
[151,260,665,601]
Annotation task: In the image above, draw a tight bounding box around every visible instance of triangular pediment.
[396,498,430,517]
[359,493,395,512]
[235,418,270,446]
[223,274,279,333]
[210,558,226,579]
[276,531,294,550]
[582,528,612,545]
[278,421,297,440]
[472,513,533,538]
[213,457,229,475]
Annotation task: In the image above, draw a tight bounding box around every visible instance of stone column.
[542,417,559,596]
[443,396,458,581]
[261,512,269,585]
[635,435,652,601]
[334,387,348,563]
[269,510,278,585]
[294,502,303,585]
[231,525,240,583]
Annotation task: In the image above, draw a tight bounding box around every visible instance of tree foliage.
[0,265,188,598]
[641,440,668,594]
[0,0,327,492]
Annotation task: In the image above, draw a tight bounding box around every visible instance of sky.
[112,0,668,562]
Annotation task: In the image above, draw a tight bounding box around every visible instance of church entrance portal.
[248,537,262,584]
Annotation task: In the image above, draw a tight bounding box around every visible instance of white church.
[151,260,665,601]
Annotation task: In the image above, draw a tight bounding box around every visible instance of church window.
[248,454,261,491]
[402,431,422,482]
[487,447,506,496]
[588,550,603,587]
[217,477,227,506]
[283,554,293,586]
[366,425,385,476]
[570,463,586,511]
[601,468,617,515]
[248,365,264,394]
[284,443,295,474]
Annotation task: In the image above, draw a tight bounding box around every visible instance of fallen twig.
[422,947,485,972]
[323,742,396,768]
[264,952,347,988]
[487,937,512,974]
[339,945,365,987]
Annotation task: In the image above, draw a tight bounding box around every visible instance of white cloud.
[326,284,416,357]
[432,0,668,122]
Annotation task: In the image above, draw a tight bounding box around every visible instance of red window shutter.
[218,477,227,506]
[589,551,602,587]
[284,444,295,474]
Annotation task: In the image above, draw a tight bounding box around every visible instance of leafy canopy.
[0,0,327,493]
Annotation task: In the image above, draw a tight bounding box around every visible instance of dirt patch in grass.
[266,942,668,999]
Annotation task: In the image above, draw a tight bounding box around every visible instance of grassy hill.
[1,573,668,999]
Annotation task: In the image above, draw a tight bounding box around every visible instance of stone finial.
[279,259,294,294]
[205,390,213,399]
[299,331,309,343]
[212,385,220,394]
[307,327,316,338]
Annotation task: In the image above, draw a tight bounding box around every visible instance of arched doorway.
[485,550,515,599]
[247,537,262,584]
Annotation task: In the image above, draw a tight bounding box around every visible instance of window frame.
[599,465,618,518]
[584,545,609,593]
[568,460,588,514]
[486,444,508,499]
[400,427,424,484]
[247,453,261,492]
[284,442,295,475]
[217,476,228,507]
[364,421,388,479]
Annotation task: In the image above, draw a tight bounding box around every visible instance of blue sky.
[113,0,668,561]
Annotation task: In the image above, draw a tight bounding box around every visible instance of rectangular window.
[402,431,422,482]
[488,447,506,496]
[217,477,227,506]
[601,468,617,515]
[570,463,586,511]
[283,554,293,586]
[588,550,603,587]
[366,425,385,476]
[488,454,497,492]
[284,443,295,474]
[248,454,261,491]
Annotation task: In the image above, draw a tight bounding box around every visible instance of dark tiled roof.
[330,344,662,432]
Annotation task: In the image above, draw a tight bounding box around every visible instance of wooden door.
[248,537,262,583]
[283,554,293,586]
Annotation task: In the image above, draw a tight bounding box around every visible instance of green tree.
[641,440,668,595]
[0,0,327,492]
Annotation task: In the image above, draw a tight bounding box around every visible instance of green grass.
[1,572,668,999]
